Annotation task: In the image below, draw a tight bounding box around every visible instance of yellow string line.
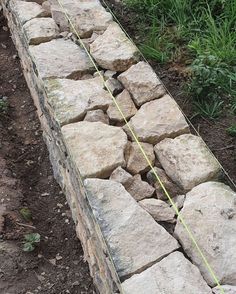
[56,0,224,292]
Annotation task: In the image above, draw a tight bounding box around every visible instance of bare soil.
[104,0,236,184]
[0,12,95,294]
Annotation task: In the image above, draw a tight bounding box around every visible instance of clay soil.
[0,12,95,294]
[104,0,236,185]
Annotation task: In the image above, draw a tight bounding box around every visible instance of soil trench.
[0,12,95,294]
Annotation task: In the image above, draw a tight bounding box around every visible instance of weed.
[226,125,236,137]
[0,98,8,114]
[193,99,223,119]
[23,233,41,252]
[20,207,32,221]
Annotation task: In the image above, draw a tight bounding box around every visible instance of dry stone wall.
[2,0,236,293]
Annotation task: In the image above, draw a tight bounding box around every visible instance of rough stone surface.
[126,95,189,144]
[14,0,46,24]
[213,285,236,294]
[105,78,123,95]
[139,198,175,223]
[121,251,212,294]
[90,22,139,71]
[62,122,128,178]
[84,109,109,124]
[125,174,155,201]
[147,167,183,200]
[118,61,166,106]
[174,181,236,286]
[84,179,179,278]
[45,77,111,125]
[125,142,155,174]
[104,70,116,80]
[107,90,137,122]
[109,167,132,186]
[23,17,59,45]
[155,134,221,190]
[29,39,94,79]
[169,194,186,211]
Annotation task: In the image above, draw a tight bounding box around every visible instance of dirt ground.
[104,0,236,185]
[0,12,95,294]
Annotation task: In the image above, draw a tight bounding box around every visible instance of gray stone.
[84,179,179,278]
[109,167,132,186]
[84,109,109,124]
[105,78,123,96]
[154,134,221,190]
[62,122,128,178]
[14,0,47,24]
[169,194,186,211]
[125,142,155,174]
[29,39,94,79]
[121,251,212,294]
[213,285,236,294]
[174,181,236,286]
[107,90,137,123]
[45,77,111,126]
[23,17,59,45]
[118,61,166,106]
[126,95,189,144]
[90,22,139,71]
[104,70,116,80]
[139,198,175,223]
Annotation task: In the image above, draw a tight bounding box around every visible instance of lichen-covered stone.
[62,122,128,178]
[23,17,59,45]
[84,179,179,278]
[29,39,94,79]
[107,90,137,122]
[45,77,111,125]
[154,134,221,190]
[174,181,236,286]
[121,252,212,294]
[14,0,47,24]
[126,95,189,144]
[90,22,139,71]
[118,61,166,106]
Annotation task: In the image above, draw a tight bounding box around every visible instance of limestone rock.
[62,122,127,178]
[213,285,236,294]
[23,17,59,45]
[42,1,51,15]
[121,251,212,294]
[84,109,109,124]
[125,142,154,174]
[147,167,182,200]
[109,167,132,186]
[154,134,221,190]
[118,61,166,106]
[14,0,46,24]
[125,174,155,201]
[174,181,236,286]
[169,194,186,211]
[105,78,123,95]
[90,22,139,71]
[139,198,175,223]
[107,90,137,122]
[84,179,179,278]
[127,95,189,144]
[104,70,116,80]
[29,39,94,79]
[45,77,111,125]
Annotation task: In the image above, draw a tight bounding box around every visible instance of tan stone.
[109,167,132,186]
[154,134,221,190]
[14,0,47,24]
[61,122,127,178]
[125,142,154,174]
[127,95,189,144]
[118,61,166,106]
[84,109,109,124]
[107,90,137,122]
[90,22,139,71]
[45,77,111,125]
[84,179,179,278]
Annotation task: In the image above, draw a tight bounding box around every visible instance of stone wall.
[2,0,236,293]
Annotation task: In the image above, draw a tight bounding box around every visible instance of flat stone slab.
[45,77,111,125]
[118,61,166,106]
[84,179,179,278]
[23,17,59,45]
[62,122,128,178]
[90,22,139,71]
[29,39,94,79]
[174,181,236,286]
[121,251,212,294]
[14,0,46,24]
[154,134,221,190]
[127,94,189,144]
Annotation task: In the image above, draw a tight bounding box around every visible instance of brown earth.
[0,12,95,294]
